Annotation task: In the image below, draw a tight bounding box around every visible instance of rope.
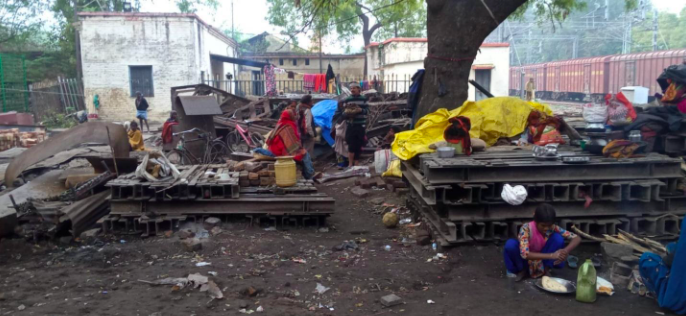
[426,54,475,63]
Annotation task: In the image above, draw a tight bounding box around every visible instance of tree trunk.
[358,7,380,78]
[416,0,527,119]
[362,31,372,78]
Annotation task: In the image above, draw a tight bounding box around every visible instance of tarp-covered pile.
[391,97,552,160]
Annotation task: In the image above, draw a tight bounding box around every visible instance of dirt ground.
[0,169,674,316]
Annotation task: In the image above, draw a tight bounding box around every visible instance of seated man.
[161,110,179,147]
[128,121,146,151]
[255,107,314,179]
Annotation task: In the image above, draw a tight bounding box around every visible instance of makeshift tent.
[391,97,552,160]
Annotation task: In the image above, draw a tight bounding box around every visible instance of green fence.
[0,54,28,112]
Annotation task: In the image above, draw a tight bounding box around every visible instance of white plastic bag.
[501,184,527,205]
[135,151,181,182]
[374,149,397,174]
[582,103,608,123]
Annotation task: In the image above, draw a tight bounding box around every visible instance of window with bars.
[129,66,154,97]
[305,58,310,66]
[293,59,297,66]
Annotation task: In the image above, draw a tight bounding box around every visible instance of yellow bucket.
[275,156,297,187]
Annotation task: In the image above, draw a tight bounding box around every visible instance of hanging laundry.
[288,71,295,79]
[264,65,277,96]
[304,74,315,91]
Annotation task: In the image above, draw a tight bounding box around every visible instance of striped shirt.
[343,95,368,126]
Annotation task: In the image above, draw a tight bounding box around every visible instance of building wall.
[468,46,510,101]
[79,15,236,122]
[242,56,364,78]
[366,40,510,100]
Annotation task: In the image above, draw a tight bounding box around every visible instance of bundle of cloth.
[657,64,686,112]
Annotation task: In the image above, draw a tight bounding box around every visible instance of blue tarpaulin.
[312,100,337,146]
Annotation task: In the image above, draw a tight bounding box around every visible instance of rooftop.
[365,38,510,49]
[76,12,237,47]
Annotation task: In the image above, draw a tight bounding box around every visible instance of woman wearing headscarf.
[262,107,315,179]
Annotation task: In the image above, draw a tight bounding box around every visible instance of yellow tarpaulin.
[392,97,552,160]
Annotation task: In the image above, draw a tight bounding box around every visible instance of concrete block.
[380,294,403,307]
[267,163,275,171]
[249,179,260,186]
[248,173,259,181]
[351,187,369,198]
[258,170,270,177]
[245,163,264,173]
[239,171,249,181]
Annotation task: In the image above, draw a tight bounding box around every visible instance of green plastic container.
[576,259,597,303]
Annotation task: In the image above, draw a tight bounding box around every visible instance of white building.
[366,38,510,101]
[77,12,238,122]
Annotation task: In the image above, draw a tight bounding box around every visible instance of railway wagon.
[607,49,686,98]
[545,56,610,102]
[510,48,686,103]
[509,63,546,98]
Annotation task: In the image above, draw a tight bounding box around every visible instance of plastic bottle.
[576,259,597,303]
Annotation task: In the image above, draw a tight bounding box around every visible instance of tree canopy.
[265,0,425,51]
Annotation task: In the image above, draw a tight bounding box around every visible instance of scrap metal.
[5,122,128,186]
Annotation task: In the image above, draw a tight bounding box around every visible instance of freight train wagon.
[510,49,686,103]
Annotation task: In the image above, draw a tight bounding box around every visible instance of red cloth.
[320,75,327,92]
[161,120,178,144]
[267,110,305,161]
[444,116,472,156]
[605,92,637,121]
[314,74,322,92]
[678,99,686,114]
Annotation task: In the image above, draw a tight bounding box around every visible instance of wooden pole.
[105,126,120,177]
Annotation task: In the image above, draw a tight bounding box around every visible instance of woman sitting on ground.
[254,107,314,179]
[503,204,581,281]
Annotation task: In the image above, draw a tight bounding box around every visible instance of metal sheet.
[60,190,110,237]
[5,122,129,187]
[178,96,223,116]
[0,170,65,236]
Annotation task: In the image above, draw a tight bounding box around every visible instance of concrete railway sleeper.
[100,213,329,237]
[407,189,685,245]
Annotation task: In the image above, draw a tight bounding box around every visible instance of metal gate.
[0,54,28,112]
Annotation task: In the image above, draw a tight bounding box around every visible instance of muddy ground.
[0,171,673,316]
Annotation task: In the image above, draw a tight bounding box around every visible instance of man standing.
[135,91,150,132]
[525,78,536,101]
[342,82,368,167]
[298,95,316,156]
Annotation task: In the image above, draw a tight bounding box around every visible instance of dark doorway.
[475,69,491,101]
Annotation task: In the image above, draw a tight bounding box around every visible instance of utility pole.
[652,8,658,51]
[73,0,83,111]
[231,0,234,39]
[604,0,609,20]
[231,0,235,94]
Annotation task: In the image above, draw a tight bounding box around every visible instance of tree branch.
[369,22,381,35]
